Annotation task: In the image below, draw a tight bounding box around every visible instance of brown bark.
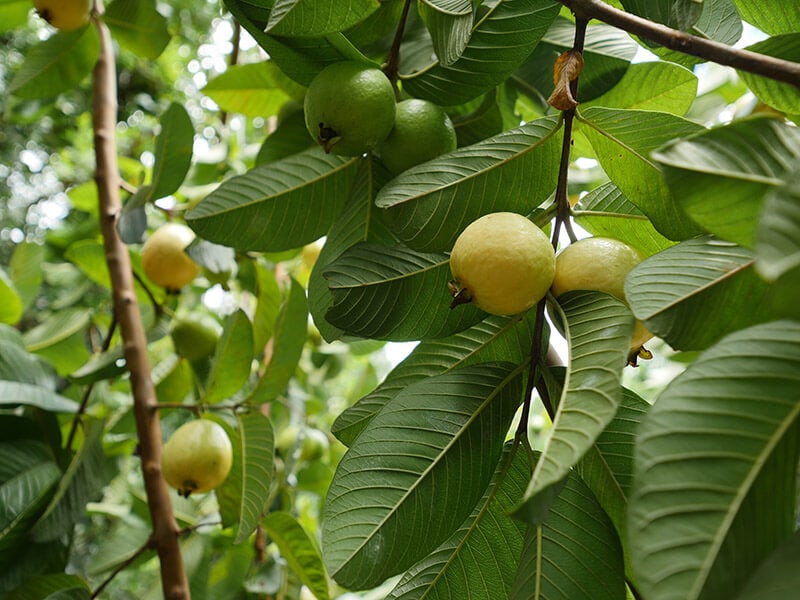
[91,8,190,599]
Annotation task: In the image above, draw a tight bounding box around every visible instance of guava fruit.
[162,419,233,497]
[170,315,221,361]
[378,98,457,175]
[33,0,91,31]
[303,61,396,156]
[449,212,555,316]
[141,223,200,291]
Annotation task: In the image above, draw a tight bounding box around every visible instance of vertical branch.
[384,0,413,83]
[91,4,189,599]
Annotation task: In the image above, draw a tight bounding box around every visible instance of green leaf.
[266,0,379,36]
[263,511,329,600]
[255,108,313,165]
[578,106,706,241]
[0,381,79,413]
[332,311,538,445]
[150,102,194,200]
[205,309,254,404]
[248,278,307,402]
[0,573,90,600]
[9,26,100,99]
[252,259,283,353]
[417,0,473,67]
[509,468,626,600]
[186,147,358,252]
[585,61,698,115]
[626,236,779,351]
[376,115,562,253]
[322,362,524,589]
[513,17,638,105]
[573,182,675,257]
[104,0,170,59]
[322,242,485,341]
[620,0,702,31]
[9,242,46,312]
[652,116,800,247]
[0,340,57,388]
[401,0,561,105]
[0,268,23,326]
[0,462,60,564]
[755,172,800,282]
[387,445,528,599]
[0,0,29,33]
[515,291,633,522]
[629,320,800,600]
[31,420,112,542]
[0,440,54,483]
[22,308,91,353]
[730,0,800,34]
[739,34,800,115]
[738,531,800,600]
[203,62,293,118]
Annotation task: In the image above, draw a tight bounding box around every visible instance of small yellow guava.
[449,212,555,316]
[33,0,91,31]
[162,420,233,497]
[141,223,200,291]
[551,237,653,356]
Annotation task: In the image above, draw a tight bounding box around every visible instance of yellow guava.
[378,98,457,175]
[162,420,233,497]
[550,237,653,354]
[141,223,200,292]
[303,61,396,156]
[449,212,555,316]
[33,0,91,31]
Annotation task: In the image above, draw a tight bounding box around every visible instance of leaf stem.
[560,0,800,87]
[384,0,413,84]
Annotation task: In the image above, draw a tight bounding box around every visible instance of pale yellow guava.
[162,420,233,497]
[33,0,91,31]
[449,212,555,316]
[141,223,200,291]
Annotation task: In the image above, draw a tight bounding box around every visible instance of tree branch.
[91,4,189,598]
[560,0,800,88]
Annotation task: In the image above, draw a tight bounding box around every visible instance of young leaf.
[322,362,524,589]
[629,320,800,600]
[375,115,562,253]
[263,511,329,600]
[204,309,254,404]
[322,242,486,341]
[387,445,528,599]
[509,468,626,600]
[186,148,358,252]
[515,290,633,523]
[652,116,800,247]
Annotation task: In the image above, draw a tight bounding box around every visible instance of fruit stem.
[384,0,413,86]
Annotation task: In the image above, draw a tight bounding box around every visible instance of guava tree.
[1,0,799,599]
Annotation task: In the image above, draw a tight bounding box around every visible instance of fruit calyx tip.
[448,280,472,309]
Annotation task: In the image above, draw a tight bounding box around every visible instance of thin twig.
[384,0,413,83]
[560,0,800,87]
[220,20,241,126]
[91,535,157,599]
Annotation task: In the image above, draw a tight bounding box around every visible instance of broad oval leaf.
[620,0,702,31]
[203,62,294,118]
[263,511,329,600]
[401,0,561,106]
[322,362,524,589]
[652,117,800,248]
[578,106,705,241]
[387,445,528,599]
[376,115,562,253]
[104,0,170,59]
[417,0,474,67]
[755,172,800,282]
[0,381,79,413]
[515,290,633,523]
[737,531,800,600]
[186,148,358,252]
[332,311,539,445]
[150,102,194,201]
[730,0,800,34]
[625,236,779,351]
[322,242,486,341]
[204,309,254,404]
[739,34,800,116]
[629,320,800,600]
[266,0,379,36]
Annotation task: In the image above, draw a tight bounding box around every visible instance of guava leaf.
[203,62,292,118]
[252,260,283,354]
[417,0,473,67]
[263,511,329,600]
[739,34,800,114]
[265,0,379,36]
[509,468,626,600]
[332,311,539,446]
[186,147,358,252]
[307,158,398,342]
[625,236,781,351]
[652,117,800,248]
[105,0,170,60]
[204,309,254,404]
[737,531,800,600]
[150,102,194,201]
[375,115,562,253]
[401,0,560,105]
[322,362,524,589]
[755,172,800,282]
[572,182,675,257]
[629,320,800,600]
[0,341,57,389]
[8,241,46,313]
[0,267,23,326]
[578,106,706,241]
[322,242,486,341]
[0,382,79,414]
[514,290,633,523]
[386,446,528,599]
[619,0,702,31]
[730,0,800,34]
